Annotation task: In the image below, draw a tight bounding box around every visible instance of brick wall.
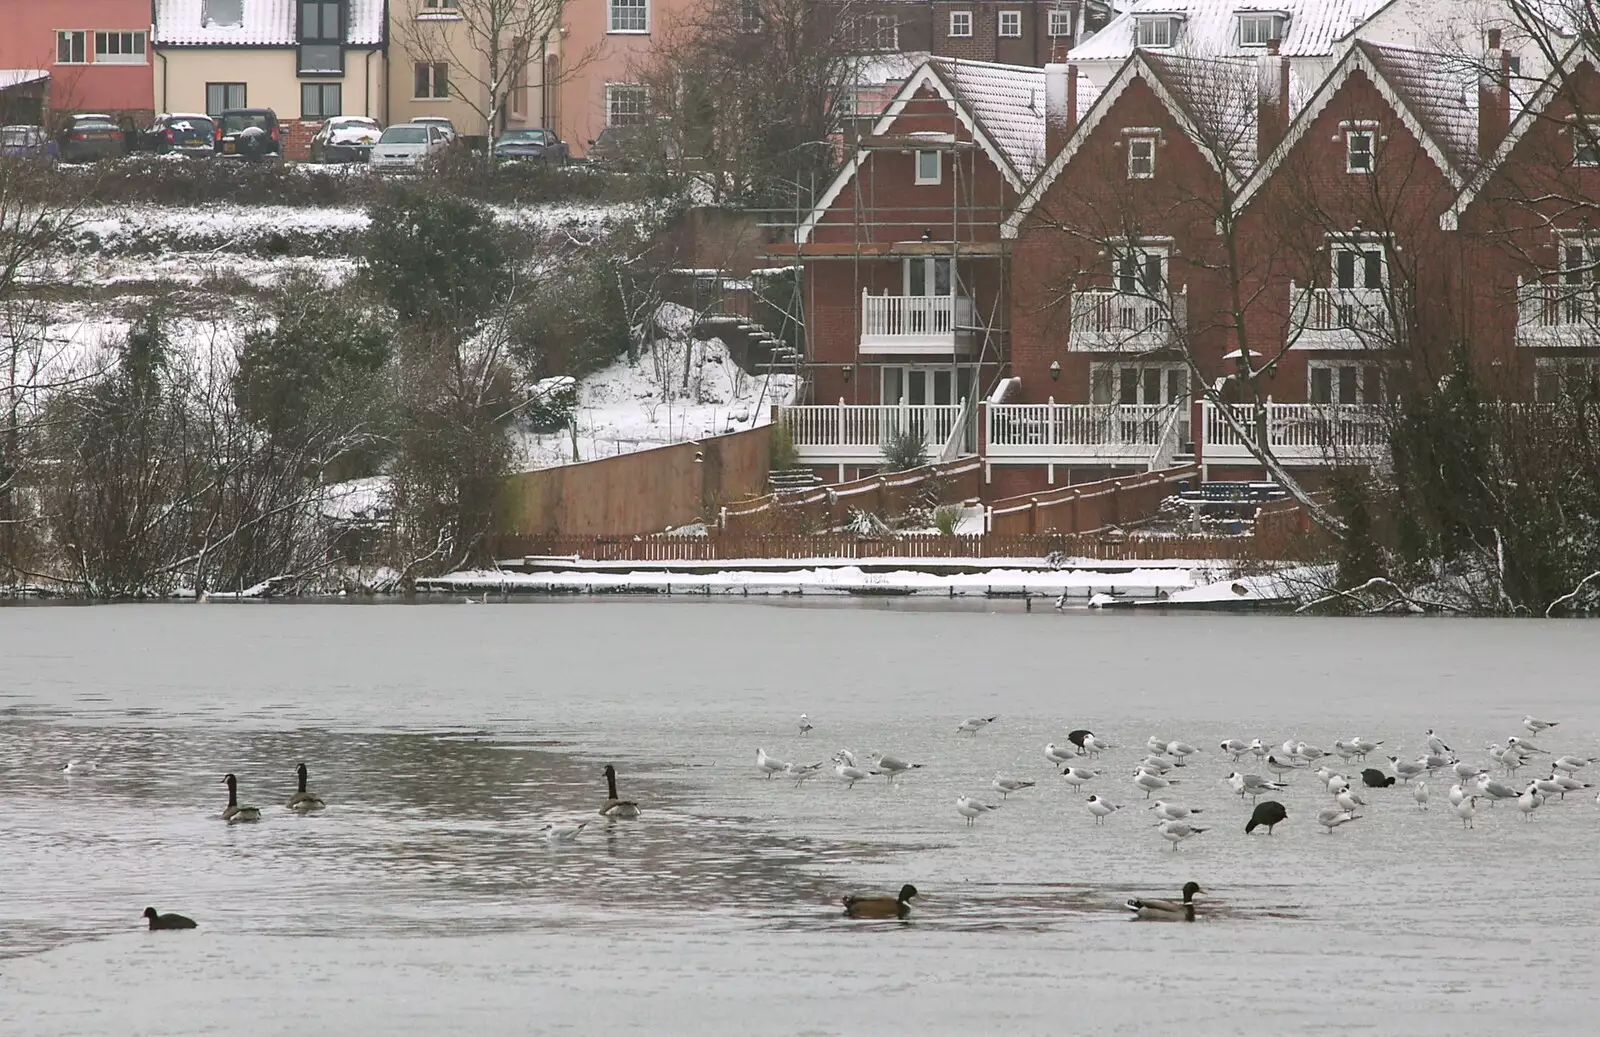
[281,119,320,162]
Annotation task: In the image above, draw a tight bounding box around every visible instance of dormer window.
[1128,136,1156,178]
[1236,13,1285,47]
[1136,17,1177,48]
[299,0,345,76]
[204,0,244,26]
[1346,128,1375,173]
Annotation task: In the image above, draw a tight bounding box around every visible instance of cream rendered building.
[154,0,387,127]
[386,0,551,141]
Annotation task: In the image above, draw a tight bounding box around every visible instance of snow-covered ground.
[517,305,796,469]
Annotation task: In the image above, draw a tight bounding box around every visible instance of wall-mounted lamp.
[842,366,853,383]
[1049,360,1062,381]
[921,229,933,243]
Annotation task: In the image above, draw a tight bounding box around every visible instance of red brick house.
[786,57,1095,481]
[0,0,155,128]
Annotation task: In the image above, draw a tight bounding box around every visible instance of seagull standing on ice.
[1553,755,1598,775]
[869,752,922,784]
[1086,794,1121,823]
[1265,755,1297,778]
[1424,729,1452,755]
[756,748,788,780]
[1226,771,1285,802]
[992,774,1035,799]
[799,714,814,737]
[1507,736,1550,756]
[1349,737,1382,760]
[834,758,874,789]
[1335,787,1367,813]
[1156,819,1206,850]
[1082,733,1115,756]
[1133,770,1178,798]
[1389,757,1426,784]
[784,761,823,786]
[1044,743,1076,769]
[956,795,1000,826]
[957,716,998,735]
[1166,741,1200,765]
[1477,775,1520,805]
[1413,781,1430,810]
[1138,755,1174,775]
[1517,785,1543,820]
[1522,715,1558,735]
[1150,800,1202,822]
[1316,808,1359,833]
[1220,739,1253,761]
[1456,795,1478,828]
[1061,766,1098,790]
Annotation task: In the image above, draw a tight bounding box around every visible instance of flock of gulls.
[73,710,1593,930]
[756,712,1596,921]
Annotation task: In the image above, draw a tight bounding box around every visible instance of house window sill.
[417,11,463,20]
[607,29,651,35]
[411,96,453,103]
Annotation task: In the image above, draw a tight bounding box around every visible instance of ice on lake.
[2,601,1597,1035]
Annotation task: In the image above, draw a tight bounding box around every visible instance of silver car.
[369,123,448,172]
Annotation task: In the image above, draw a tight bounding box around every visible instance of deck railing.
[1202,401,1386,462]
[1069,290,1186,351]
[1289,285,1397,347]
[986,402,1172,455]
[860,292,975,352]
[779,401,963,460]
[1517,281,1600,345]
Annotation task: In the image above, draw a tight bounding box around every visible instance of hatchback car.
[142,113,216,157]
[369,123,449,172]
[408,117,457,142]
[493,127,568,165]
[310,116,382,163]
[215,108,282,162]
[59,114,125,162]
[0,125,57,161]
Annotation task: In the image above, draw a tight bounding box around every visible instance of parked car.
[310,116,382,163]
[584,125,667,172]
[59,114,125,162]
[492,127,568,165]
[140,113,216,157]
[215,108,282,162]
[370,123,449,172]
[0,125,57,161]
[408,116,457,142]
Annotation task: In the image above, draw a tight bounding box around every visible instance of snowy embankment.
[422,562,1213,601]
[517,303,797,469]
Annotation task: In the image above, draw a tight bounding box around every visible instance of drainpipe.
[365,48,376,117]
[157,49,167,114]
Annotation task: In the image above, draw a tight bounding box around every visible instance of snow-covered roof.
[1070,0,1391,62]
[927,58,1050,181]
[1359,41,1481,174]
[852,51,933,86]
[0,70,50,90]
[154,0,385,47]
[1140,52,1261,176]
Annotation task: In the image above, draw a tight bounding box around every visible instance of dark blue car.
[0,124,57,161]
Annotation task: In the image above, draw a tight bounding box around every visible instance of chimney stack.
[1478,28,1511,161]
[1045,62,1078,160]
[1256,38,1290,162]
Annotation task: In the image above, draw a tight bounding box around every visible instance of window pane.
[207,83,224,115]
[434,64,449,97]
[1119,368,1138,405]
[1338,366,1358,404]
[1143,368,1161,404]
[1310,368,1332,404]
[1363,250,1383,288]
[300,43,342,73]
[1362,367,1381,404]
[1336,250,1355,289]
[228,83,247,108]
[1166,368,1186,403]
[414,63,430,98]
[1090,367,1113,404]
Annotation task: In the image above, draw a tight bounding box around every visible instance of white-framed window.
[413,62,449,99]
[93,31,147,64]
[1574,119,1600,167]
[56,31,87,64]
[1113,246,1168,296]
[915,149,941,185]
[1048,9,1074,36]
[609,0,649,33]
[998,10,1022,37]
[903,256,954,296]
[1536,358,1600,403]
[1135,17,1176,48]
[1236,14,1285,46]
[854,15,898,50]
[1346,129,1375,172]
[1089,363,1188,406]
[1309,362,1381,405]
[1562,241,1598,284]
[606,83,646,126]
[949,11,972,37]
[1128,136,1156,178]
[1330,238,1385,289]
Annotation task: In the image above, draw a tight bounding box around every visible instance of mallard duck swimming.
[143,907,197,930]
[599,764,640,819]
[843,884,919,919]
[221,773,261,823]
[1126,882,1204,921]
[286,762,325,812]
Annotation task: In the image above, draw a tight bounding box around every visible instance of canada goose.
[221,774,261,823]
[843,883,918,919]
[143,907,197,930]
[1126,882,1204,921]
[599,764,640,819]
[1245,799,1288,834]
[286,762,325,812]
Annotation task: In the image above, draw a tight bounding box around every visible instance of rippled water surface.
[3,601,1599,1035]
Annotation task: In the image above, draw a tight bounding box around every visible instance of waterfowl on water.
[221,774,261,823]
[1126,882,1204,921]
[599,764,640,819]
[286,762,325,812]
[62,759,98,775]
[1245,800,1288,834]
[143,907,197,930]
[843,884,918,919]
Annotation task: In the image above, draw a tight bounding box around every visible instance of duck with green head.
[843,884,919,919]
[1125,881,1204,921]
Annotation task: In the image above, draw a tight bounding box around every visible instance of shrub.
[358,186,509,331]
[932,504,963,536]
[880,424,928,473]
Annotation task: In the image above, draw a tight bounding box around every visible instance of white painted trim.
[1003,54,1234,239]
[1236,41,1467,213]
[796,61,1025,245]
[1444,42,1600,229]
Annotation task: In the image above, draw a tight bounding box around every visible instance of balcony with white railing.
[1068,290,1187,352]
[1517,281,1600,347]
[859,292,977,355]
[777,401,966,464]
[1201,401,1387,466]
[986,401,1181,469]
[1289,285,1397,349]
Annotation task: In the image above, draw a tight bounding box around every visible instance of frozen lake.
[3,601,1598,1035]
